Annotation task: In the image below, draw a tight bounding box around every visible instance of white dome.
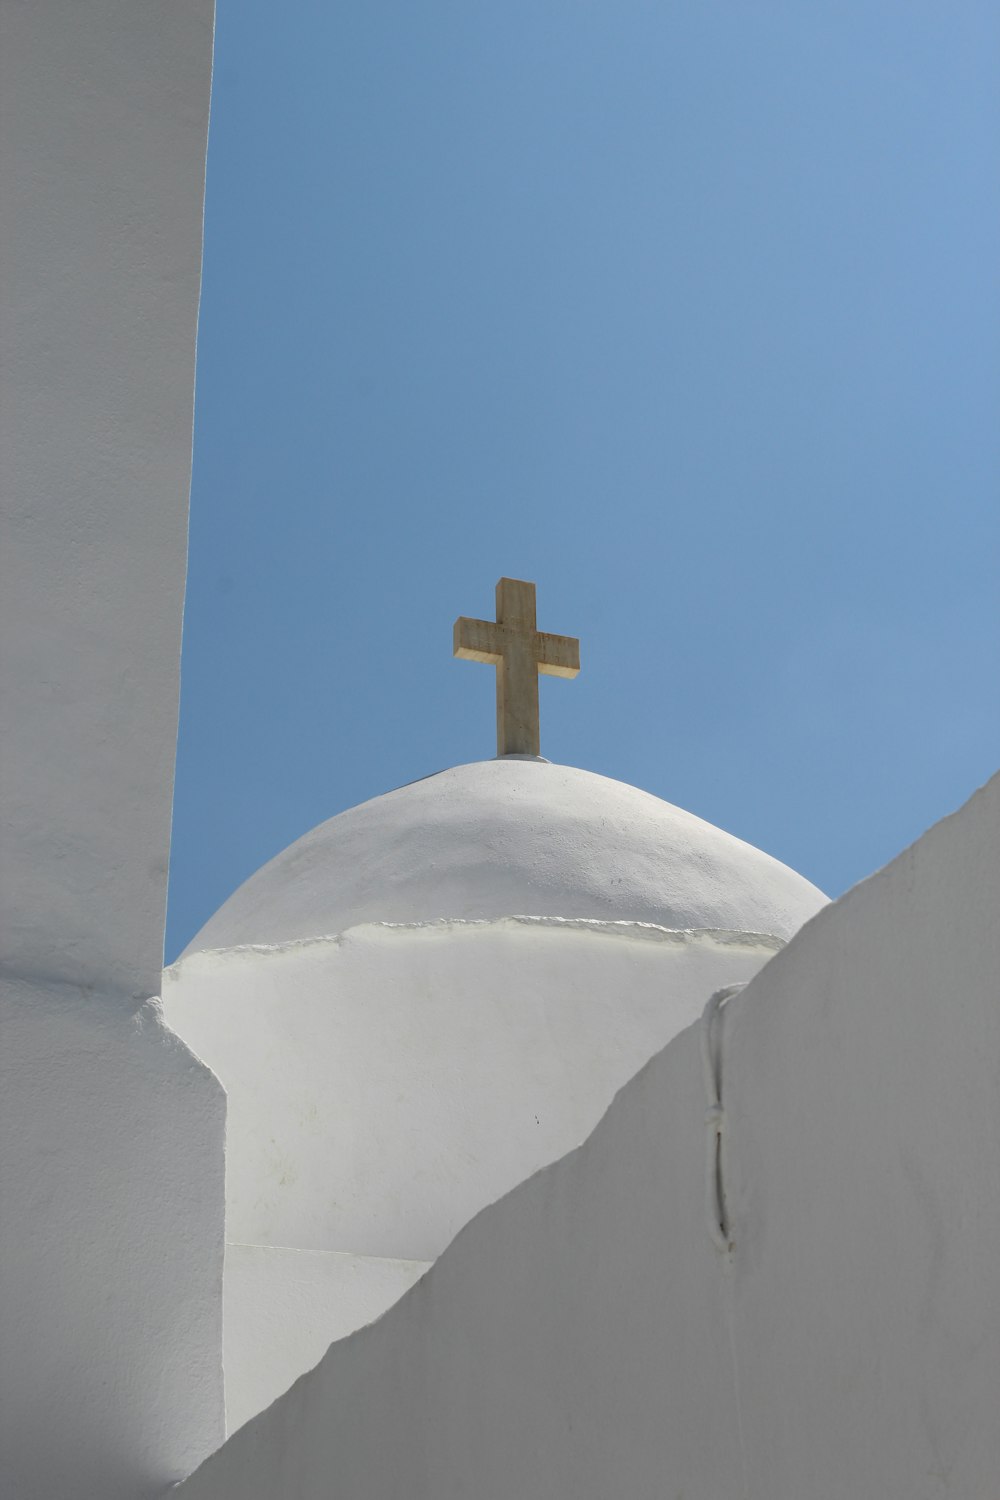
[169,759,828,1421]
[185,759,826,954]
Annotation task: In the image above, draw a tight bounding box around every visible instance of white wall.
[0,979,226,1499]
[721,770,1000,1496]
[0,5,224,1496]
[224,1245,429,1435]
[165,921,782,1263]
[0,0,214,998]
[167,919,781,1431]
[177,974,743,1499]
[176,772,1000,1499]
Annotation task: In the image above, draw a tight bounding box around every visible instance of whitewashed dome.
[185,758,826,955]
[168,759,829,1420]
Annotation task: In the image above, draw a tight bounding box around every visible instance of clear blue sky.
[166,0,999,961]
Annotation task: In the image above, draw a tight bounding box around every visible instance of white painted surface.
[165,922,782,1262]
[176,774,1000,1500]
[224,1244,429,1433]
[0,0,214,999]
[0,980,226,1499]
[176,984,744,1499]
[0,5,223,1496]
[721,771,1000,1497]
[185,759,827,958]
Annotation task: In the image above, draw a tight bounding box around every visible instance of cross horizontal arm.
[535,631,580,679]
[453,616,505,664]
[455,618,580,675]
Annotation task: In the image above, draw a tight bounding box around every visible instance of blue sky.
[166,0,999,960]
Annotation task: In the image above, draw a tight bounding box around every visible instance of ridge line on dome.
[166,918,787,971]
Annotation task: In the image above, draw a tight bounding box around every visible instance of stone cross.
[454,577,580,757]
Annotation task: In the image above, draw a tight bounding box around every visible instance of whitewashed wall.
[176,976,746,1498]
[165,922,782,1261]
[0,0,214,998]
[721,770,1000,1496]
[165,920,782,1428]
[0,4,224,1496]
[0,979,225,1498]
[223,1244,430,1435]
[177,773,1000,1499]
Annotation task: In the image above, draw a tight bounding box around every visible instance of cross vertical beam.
[494,577,538,759]
[454,578,580,757]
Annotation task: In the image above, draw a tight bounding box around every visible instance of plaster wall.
[224,1244,429,1433]
[0,979,226,1499]
[177,985,745,1500]
[720,770,1000,1496]
[0,5,225,1495]
[0,0,214,997]
[164,921,782,1261]
[177,773,999,1500]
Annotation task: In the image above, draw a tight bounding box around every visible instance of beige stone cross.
[454,577,580,757]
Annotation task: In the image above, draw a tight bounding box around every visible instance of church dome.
[185,758,826,955]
